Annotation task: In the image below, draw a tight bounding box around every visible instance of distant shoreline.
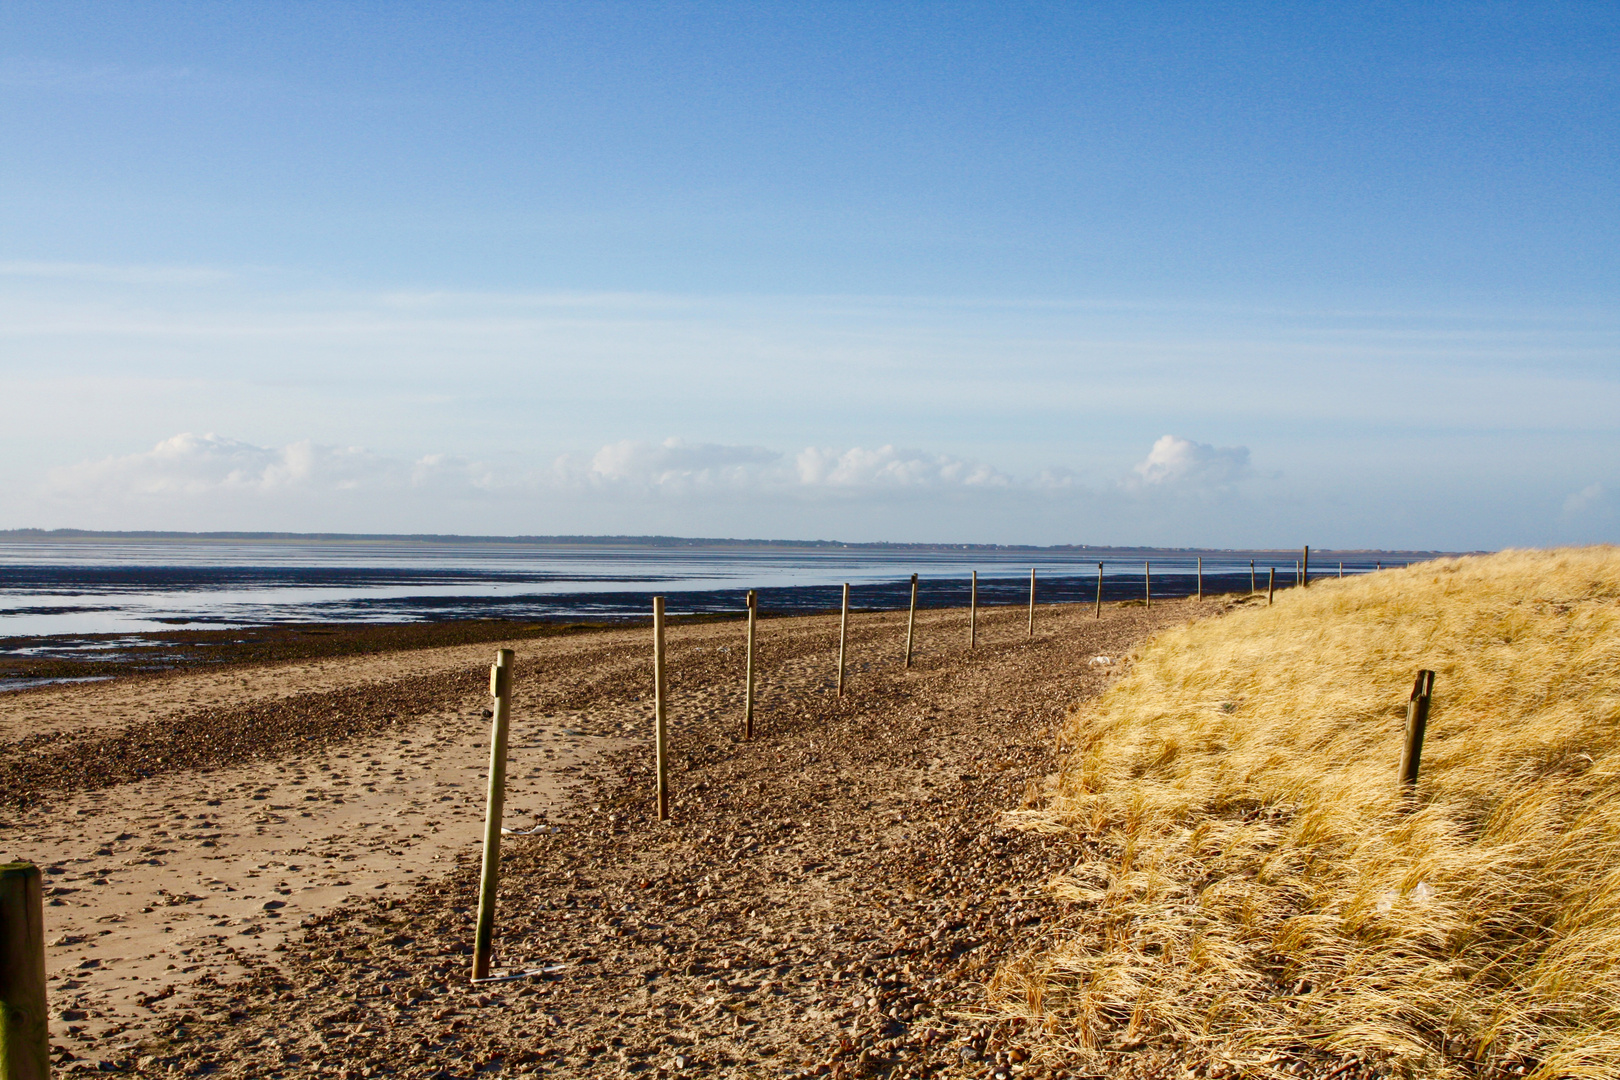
[0,527,1464,558]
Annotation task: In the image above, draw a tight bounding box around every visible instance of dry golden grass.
[992,547,1620,1078]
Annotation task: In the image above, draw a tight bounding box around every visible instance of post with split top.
[472,648,514,982]
[1399,670,1436,791]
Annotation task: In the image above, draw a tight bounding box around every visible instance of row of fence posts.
[0,555,1429,1022]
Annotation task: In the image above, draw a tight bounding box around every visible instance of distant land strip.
[0,528,1462,556]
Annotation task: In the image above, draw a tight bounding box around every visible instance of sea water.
[0,536,1421,638]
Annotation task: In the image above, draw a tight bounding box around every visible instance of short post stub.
[1027,567,1036,637]
[0,862,48,1080]
[1302,545,1310,587]
[1095,562,1103,619]
[1196,556,1203,601]
[1144,560,1151,608]
[472,648,514,982]
[969,571,978,648]
[743,590,757,741]
[1399,670,1436,790]
[1268,567,1276,605]
[836,583,850,696]
[904,574,919,669]
[653,597,670,821]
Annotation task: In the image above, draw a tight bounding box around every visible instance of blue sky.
[2,2,1616,547]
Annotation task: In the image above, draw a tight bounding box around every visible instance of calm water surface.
[0,539,1420,638]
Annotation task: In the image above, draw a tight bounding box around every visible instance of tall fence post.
[1027,568,1036,637]
[1196,556,1203,601]
[743,590,757,741]
[1268,567,1275,605]
[969,571,978,648]
[1399,670,1436,790]
[1144,561,1151,608]
[653,597,669,821]
[837,583,850,696]
[905,573,918,668]
[1095,562,1103,618]
[1338,561,1344,579]
[472,648,514,982]
[0,862,48,1080]
[1302,545,1310,587]
[1250,559,1256,594]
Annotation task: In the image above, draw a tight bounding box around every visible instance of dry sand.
[1,600,1224,1077]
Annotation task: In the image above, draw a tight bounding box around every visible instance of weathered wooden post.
[1250,559,1256,594]
[1399,670,1436,790]
[837,583,850,696]
[1268,567,1275,605]
[472,648,514,982]
[653,597,670,821]
[0,863,48,1080]
[904,573,918,668]
[1338,561,1344,579]
[1095,562,1103,618]
[969,571,978,648]
[1196,556,1203,601]
[1144,561,1151,608]
[743,590,757,741]
[1027,568,1036,636]
[1302,545,1310,587]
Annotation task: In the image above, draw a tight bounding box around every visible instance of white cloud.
[795,446,1010,489]
[44,433,1028,509]
[47,433,489,500]
[1127,435,1251,491]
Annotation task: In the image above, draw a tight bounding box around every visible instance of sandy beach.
[1,598,1226,1077]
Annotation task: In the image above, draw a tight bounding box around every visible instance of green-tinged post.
[472,648,514,982]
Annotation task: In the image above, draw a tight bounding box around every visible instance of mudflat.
[0,598,1225,1078]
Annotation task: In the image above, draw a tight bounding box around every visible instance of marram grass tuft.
[993,547,1620,1078]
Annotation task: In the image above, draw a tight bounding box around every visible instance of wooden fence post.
[1196,556,1203,601]
[1027,568,1036,637]
[744,590,757,741]
[1250,559,1256,594]
[1302,545,1310,587]
[1144,561,1151,608]
[1268,567,1275,605]
[0,862,48,1080]
[1095,562,1103,618]
[1399,670,1436,790]
[905,574,918,668]
[472,647,514,982]
[653,597,669,821]
[1338,561,1343,579]
[969,571,978,648]
[837,583,850,696]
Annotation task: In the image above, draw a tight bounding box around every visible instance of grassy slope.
[994,548,1620,1078]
